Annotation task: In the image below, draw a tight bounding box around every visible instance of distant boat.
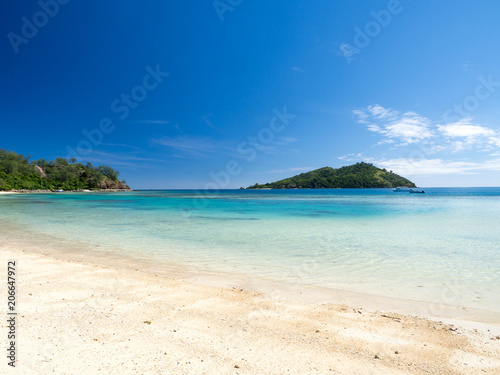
[392,187,409,192]
[56,189,64,192]
[409,189,425,194]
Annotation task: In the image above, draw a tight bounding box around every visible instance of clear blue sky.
[2,0,500,188]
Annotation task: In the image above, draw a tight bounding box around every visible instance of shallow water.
[1,188,499,313]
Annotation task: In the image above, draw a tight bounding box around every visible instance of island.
[0,149,130,191]
[247,162,416,189]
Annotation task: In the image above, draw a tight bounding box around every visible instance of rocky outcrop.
[34,165,46,178]
[98,179,130,190]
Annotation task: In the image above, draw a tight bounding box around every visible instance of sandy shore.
[1,244,500,374]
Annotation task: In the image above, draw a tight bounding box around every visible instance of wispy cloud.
[366,104,398,120]
[354,105,433,144]
[202,113,215,129]
[462,61,474,72]
[489,137,500,148]
[74,150,168,168]
[101,143,141,150]
[435,118,498,153]
[128,120,171,125]
[437,118,494,138]
[292,66,304,72]
[274,136,299,146]
[368,157,500,176]
[151,136,232,159]
[352,109,369,123]
[354,105,500,149]
[243,137,300,156]
[382,115,433,144]
[151,133,299,160]
[349,104,500,179]
[126,120,180,130]
[338,152,364,161]
[334,42,360,63]
[267,166,314,174]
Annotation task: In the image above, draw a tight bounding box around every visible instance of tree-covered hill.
[0,149,130,191]
[247,162,416,189]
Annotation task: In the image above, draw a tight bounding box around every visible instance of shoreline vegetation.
[0,149,130,191]
[0,189,132,194]
[2,238,500,374]
[247,162,416,189]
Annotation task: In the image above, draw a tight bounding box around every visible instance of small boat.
[409,189,425,194]
[392,187,409,192]
[56,189,64,192]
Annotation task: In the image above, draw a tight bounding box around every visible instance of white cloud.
[383,115,433,144]
[438,118,495,138]
[375,139,394,146]
[366,104,397,120]
[449,141,467,153]
[354,105,433,144]
[348,104,500,182]
[490,138,500,148]
[369,157,500,176]
[367,124,381,132]
[338,152,364,161]
[268,167,314,173]
[353,105,500,150]
[352,110,369,124]
[437,118,499,153]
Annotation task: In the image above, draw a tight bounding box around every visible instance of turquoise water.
[1,188,499,313]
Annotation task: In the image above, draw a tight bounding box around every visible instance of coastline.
[4,220,499,326]
[0,189,133,194]
[2,237,500,373]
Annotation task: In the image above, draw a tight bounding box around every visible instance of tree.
[0,149,129,191]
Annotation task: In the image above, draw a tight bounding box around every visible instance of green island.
[247,162,416,189]
[0,149,130,191]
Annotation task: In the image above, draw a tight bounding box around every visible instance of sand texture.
[1,245,500,375]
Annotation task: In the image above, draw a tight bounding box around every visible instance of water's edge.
[2,219,499,325]
[1,189,499,322]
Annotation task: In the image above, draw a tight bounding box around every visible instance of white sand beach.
[2,242,500,375]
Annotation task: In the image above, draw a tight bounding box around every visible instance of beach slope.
[2,246,500,375]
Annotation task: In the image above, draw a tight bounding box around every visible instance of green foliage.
[247,162,416,189]
[0,149,129,191]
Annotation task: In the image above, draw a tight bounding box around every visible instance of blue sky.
[2,0,500,188]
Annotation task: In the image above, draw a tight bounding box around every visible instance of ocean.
[1,188,499,315]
